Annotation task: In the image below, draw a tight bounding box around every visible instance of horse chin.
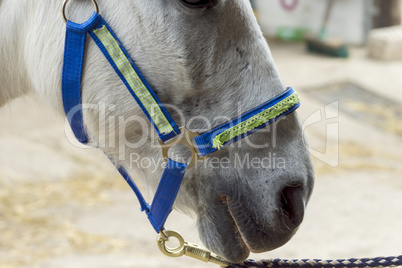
[197,201,250,263]
[198,221,251,264]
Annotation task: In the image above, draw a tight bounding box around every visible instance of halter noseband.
[61,3,300,265]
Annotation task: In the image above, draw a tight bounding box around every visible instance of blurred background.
[1,0,402,267]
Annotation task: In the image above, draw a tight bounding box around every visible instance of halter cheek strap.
[62,12,301,233]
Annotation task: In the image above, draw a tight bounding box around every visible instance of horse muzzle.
[197,179,308,263]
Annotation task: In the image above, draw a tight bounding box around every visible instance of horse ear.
[181,0,218,8]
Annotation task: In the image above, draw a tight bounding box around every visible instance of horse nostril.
[280,185,305,227]
[181,0,218,8]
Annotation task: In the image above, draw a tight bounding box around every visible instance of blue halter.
[62,12,300,233]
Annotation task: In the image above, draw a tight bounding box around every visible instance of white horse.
[0,0,314,263]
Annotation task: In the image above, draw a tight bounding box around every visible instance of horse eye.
[181,0,217,8]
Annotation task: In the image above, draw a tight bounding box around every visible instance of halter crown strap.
[62,13,102,143]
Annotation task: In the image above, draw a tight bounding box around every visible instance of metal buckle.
[158,127,207,169]
[62,0,99,23]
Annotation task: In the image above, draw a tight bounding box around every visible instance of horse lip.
[221,195,290,254]
[220,195,256,253]
[228,210,260,253]
[221,190,304,256]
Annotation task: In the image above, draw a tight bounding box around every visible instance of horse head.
[0,0,314,263]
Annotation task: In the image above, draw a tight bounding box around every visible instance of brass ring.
[62,0,99,23]
[157,230,186,258]
[158,128,208,169]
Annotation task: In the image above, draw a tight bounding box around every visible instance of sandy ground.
[1,42,402,268]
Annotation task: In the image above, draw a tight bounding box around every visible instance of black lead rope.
[226,255,402,268]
